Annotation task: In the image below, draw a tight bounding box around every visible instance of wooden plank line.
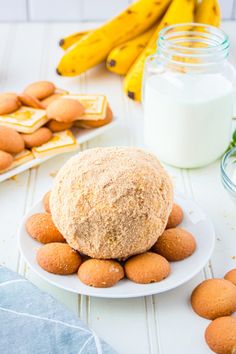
[152,296,163,354]
[0,25,17,89]
[16,169,32,274]
[145,296,160,354]
[185,169,214,279]
[18,168,38,276]
[122,79,134,147]
[39,24,53,78]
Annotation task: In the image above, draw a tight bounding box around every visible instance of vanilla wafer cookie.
[32,130,78,158]
[0,106,48,133]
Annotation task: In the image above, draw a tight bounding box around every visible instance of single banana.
[124,0,195,102]
[106,26,156,76]
[59,30,90,50]
[195,0,221,27]
[57,0,172,76]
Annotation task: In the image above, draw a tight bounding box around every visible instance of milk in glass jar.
[143,23,236,168]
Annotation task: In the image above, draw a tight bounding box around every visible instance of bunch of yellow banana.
[57,0,221,101]
[106,26,156,76]
[57,0,171,76]
[59,30,90,50]
[195,0,220,27]
[124,0,196,101]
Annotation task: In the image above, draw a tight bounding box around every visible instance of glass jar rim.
[157,23,229,66]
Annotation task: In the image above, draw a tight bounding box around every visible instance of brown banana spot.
[59,39,64,47]
[56,68,62,76]
[108,59,116,67]
[128,91,135,100]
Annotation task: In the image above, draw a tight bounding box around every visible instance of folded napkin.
[0,266,116,354]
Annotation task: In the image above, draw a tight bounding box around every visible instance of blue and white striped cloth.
[0,266,116,354]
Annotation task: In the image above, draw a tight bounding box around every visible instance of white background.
[0,0,235,22]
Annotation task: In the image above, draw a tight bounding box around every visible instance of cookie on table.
[75,106,113,128]
[18,93,44,109]
[37,243,82,275]
[0,93,19,101]
[205,316,236,354]
[64,94,107,121]
[166,203,183,229]
[0,126,25,154]
[21,127,52,148]
[191,278,236,320]
[78,259,124,288]
[0,150,13,172]
[124,252,170,284]
[23,81,55,100]
[43,191,51,213]
[224,268,236,286]
[46,119,73,132]
[46,98,84,122]
[152,228,196,261]
[41,88,68,108]
[32,130,78,158]
[0,106,48,134]
[0,149,34,174]
[25,213,65,244]
[0,96,21,115]
[41,93,62,108]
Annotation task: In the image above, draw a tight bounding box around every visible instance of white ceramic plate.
[18,195,215,298]
[0,118,118,183]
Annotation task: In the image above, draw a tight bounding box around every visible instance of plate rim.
[18,195,215,298]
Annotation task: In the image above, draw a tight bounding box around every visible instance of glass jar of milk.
[143,23,236,168]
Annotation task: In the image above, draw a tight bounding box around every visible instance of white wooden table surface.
[0,21,236,354]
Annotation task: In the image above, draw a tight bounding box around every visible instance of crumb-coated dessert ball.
[78,259,124,288]
[166,203,183,229]
[50,147,173,259]
[0,126,25,154]
[205,316,236,354]
[224,269,236,287]
[23,81,55,100]
[124,252,170,284]
[0,150,13,172]
[37,243,81,275]
[152,228,196,261]
[46,98,84,122]
[21,127,52,148]
[26,213,65,244]
[43,191,51,213]
[191,279,236,320]
[46,119,73,132]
